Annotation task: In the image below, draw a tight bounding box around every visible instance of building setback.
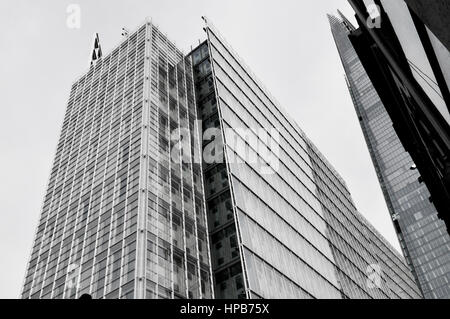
[329,11,450,299]
[22,18,421,299]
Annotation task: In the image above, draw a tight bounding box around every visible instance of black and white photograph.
[0,0,449,309]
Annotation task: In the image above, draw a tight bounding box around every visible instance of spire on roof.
[90,33,102,67]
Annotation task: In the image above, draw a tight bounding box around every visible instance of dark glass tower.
[346,0,450,236]
[329,11,450,299]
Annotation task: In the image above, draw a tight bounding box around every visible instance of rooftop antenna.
[90,33,102,67]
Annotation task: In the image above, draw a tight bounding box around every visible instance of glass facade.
[188,17,422,299]
[22,17,423,299]
[21,20,214,299]
[329,13,450,299]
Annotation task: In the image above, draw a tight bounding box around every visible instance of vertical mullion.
[135,20,152,299]
[116,31,140,299]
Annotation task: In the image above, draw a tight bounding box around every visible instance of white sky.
[0,0,401,299]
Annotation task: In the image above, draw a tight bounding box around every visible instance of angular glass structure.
[22,17,422,299]
[329,12,450,299]
[189,17,421,299]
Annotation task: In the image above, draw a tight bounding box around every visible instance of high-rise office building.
[22,17,422,299]
[329,12,450,299]
[21,21,214,300]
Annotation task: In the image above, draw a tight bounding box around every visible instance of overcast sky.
[0,0,401,299]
